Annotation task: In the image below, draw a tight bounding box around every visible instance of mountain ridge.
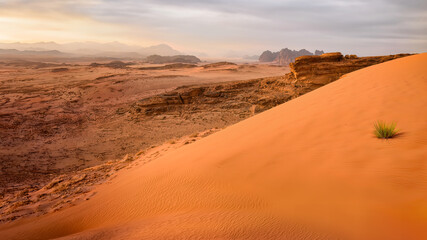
[259,48,324,65]
[0,42,181,57]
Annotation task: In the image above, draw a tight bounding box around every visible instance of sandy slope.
[1,53,426,239]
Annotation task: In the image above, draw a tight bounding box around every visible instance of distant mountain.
[315,50,325,55]
[0,42,181,58]
[242,55,260,60]
[0,49,72,60]
[85,51,145,59]
[141,44,181,56]
[258,50,277,62]
[259,48,324,65]
[145,55,201,64]
[0,49,64,55]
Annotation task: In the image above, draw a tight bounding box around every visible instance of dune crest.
[1,54,426,239]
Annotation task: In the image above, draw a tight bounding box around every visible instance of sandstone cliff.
[130,76,295,118]
[288,52,412,88]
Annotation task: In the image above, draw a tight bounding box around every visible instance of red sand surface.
[1,53,426,239]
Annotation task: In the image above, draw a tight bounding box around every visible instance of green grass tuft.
[374,121,398,139]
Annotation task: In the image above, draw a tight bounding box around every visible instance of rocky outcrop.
[132,52,412,120]
[130,76,295,118]
[288,52,412,88]
[202,62,237,68]
[138,63,197,70]
[145,55,201,64]
[259,48,324,65]
[90,61,134,69]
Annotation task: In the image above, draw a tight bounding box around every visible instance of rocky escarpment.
[289,52,412,89]
[130,76,296,118]
[259,48,324,65]
[131,52,411,120]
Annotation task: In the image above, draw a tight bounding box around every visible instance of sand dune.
[1,53,426,239]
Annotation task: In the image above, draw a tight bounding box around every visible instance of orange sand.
[1,53,426,239]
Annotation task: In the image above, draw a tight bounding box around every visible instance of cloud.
[0,0,426,56]
[0,3,136,44]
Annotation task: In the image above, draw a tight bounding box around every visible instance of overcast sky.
[0,0,426,56]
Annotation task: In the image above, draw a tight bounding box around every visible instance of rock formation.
[289,52,412,88]
[130,76,294,118]
[202,62,237,68]
[259,48,324,65]
[276,48,313,65]
[138,63,197,70]
[132,53,411,118]
[90,61,134,69]
[258,50,277,62]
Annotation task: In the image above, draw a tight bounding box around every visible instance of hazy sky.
[0,0,426,56]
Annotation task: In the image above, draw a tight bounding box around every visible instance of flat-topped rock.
[289,52,411,86]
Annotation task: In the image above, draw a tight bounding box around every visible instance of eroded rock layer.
[289,52,411,88]
[130,76,297,118]
[131,53,411,119]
